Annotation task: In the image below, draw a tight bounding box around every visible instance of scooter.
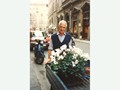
[33,40,45,64]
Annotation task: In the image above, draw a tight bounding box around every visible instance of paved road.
[74,39,90,55]
[30,51,51,90]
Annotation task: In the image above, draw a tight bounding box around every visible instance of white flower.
[81,53,90,61]
[73,46,76,48]
[69,45,72,49]
[63,51,66,56]
[54,48,61,57]
[55,48,61,54]
[72,61,76,67]
[77,48,83,55]
[73,47,83,55]
[51,51,56,56]
[58,55,64,60]
[54,61,58,64]
[50,55,55,62]
[73,54,76,59]
[75,60,79,64]
[56,52,60,57]
[73,53,79,59]
[60,44,67,51]
[66,48,70,52]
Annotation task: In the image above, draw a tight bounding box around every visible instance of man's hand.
[43,49,52,64]
[43,59,51,64]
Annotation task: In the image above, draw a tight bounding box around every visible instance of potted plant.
[46,45,90,90]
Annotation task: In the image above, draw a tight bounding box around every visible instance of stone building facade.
[30,3,48,31]
[48,0,90,40]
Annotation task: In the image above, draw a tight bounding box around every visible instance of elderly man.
[44,20,73,64]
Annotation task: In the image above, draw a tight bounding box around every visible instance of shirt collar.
[57,32,66,35]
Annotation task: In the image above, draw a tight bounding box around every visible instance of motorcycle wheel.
[35,57,44,64]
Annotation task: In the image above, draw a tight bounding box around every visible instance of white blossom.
[50,55,55,62]
[81,53,90,61]
[73,46,76,49]
[51,51,56,56]
[73,54,76,59]
[73,53,79,59]
[60,44,67,51]
[66,48,70,52]
[55,48,61,54]
[63,51,66,56]
[56,51,60,57]
[72,61,76,67]
[58,55,64,60]
[54,61,58,64]
[78,48,83,55]
[73,47,83,55]
[75,60,79,64]
[69,45,72,49]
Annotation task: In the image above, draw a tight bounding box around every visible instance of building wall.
[48,0,62,33]
[48,0,90,40]
[30,3,48,31]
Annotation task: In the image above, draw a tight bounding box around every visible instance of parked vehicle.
[30,30,48,50]
[44,34,51,49]
[34,40,45,64]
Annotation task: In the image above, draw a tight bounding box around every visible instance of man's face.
[58,23,66,35]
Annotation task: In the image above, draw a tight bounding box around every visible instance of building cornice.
[48,10,57,19]
[62,0,79,9]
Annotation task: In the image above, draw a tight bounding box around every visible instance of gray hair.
[58,20,67,27]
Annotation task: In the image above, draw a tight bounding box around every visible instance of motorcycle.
[33,40,45,64]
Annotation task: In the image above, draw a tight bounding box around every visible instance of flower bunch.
[50,44,90,77]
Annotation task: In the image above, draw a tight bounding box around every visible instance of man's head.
[58,20,67,35]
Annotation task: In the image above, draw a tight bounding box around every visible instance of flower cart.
[46,45,90,90]
[46,64,90,90]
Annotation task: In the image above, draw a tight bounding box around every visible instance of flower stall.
[46,45,90,90]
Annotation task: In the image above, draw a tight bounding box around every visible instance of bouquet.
[50,44,90,78]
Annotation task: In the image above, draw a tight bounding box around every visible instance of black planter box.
[46,64,90,90]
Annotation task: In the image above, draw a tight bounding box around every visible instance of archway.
[60,15,63,20]
[65,13,69,32]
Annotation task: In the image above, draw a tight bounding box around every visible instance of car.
[44,34,51,48]
[30,30,48,50]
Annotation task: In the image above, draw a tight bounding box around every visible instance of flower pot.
[46,64,90,90]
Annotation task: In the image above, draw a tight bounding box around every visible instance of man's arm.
[48,38,53,59]
[44,38,53,64]
[44,49,52,64]
[47,49,52,62]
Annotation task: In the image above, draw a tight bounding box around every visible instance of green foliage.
[50,46,89,78]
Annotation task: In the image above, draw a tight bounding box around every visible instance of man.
[44,20,73,64]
